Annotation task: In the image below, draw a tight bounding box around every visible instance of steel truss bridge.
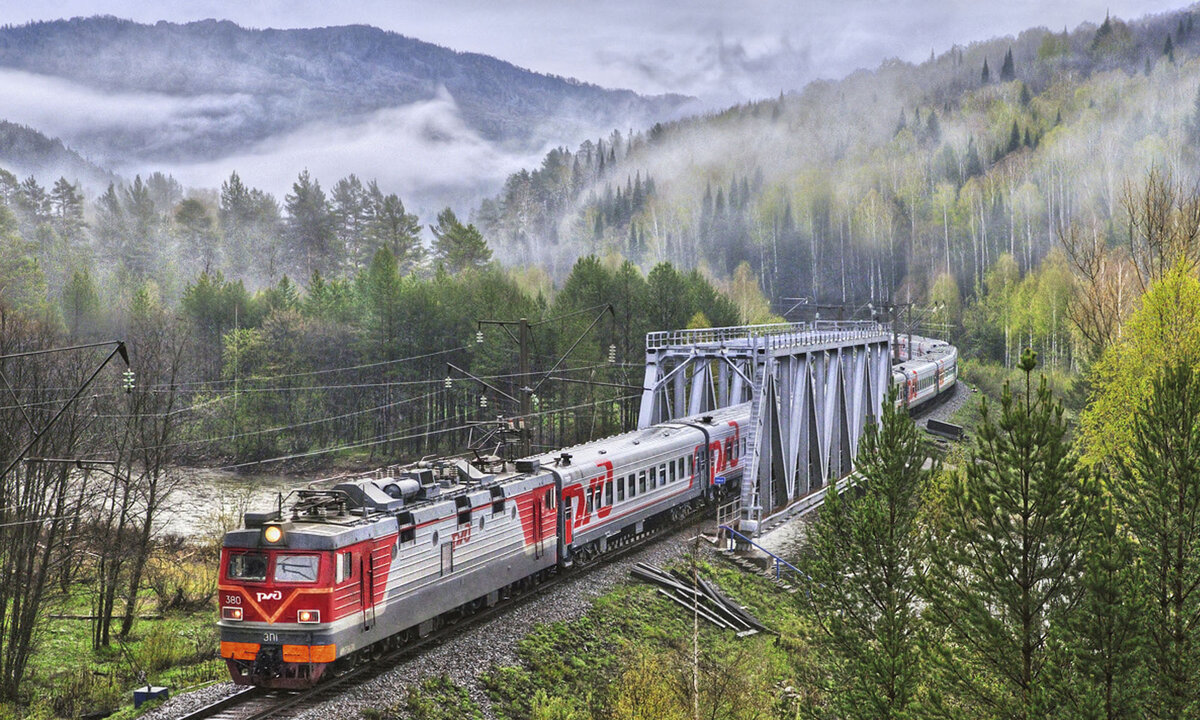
[637,321,893,535]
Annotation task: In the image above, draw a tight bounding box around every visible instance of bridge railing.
[646,321,887,351]
[718,524,813,588]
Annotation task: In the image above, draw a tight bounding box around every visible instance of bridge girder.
[638,322,891,535]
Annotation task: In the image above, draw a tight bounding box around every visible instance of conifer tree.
[803,386,933,720]
[1118,359,1200,718]
[1049,488,1147,720]
[1164,34,1176,63]
[926,110,941,143]
[924,349,1086,719]
[1001,47,1016,81]
[982,58,991,84]
[1008,120,1022,153]
[430,208,491,273]
[965,137,983,178]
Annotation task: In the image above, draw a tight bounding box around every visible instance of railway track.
[176,508,711,720]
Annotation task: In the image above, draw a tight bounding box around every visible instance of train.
[217,335,957,688]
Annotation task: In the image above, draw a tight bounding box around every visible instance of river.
[158,467,299,540]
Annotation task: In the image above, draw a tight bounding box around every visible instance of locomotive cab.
[219,517,345,688]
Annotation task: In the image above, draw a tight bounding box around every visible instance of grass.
[1,552,224,719]
[386,553,814,720]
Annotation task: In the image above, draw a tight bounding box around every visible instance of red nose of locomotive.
[219,519,337,688]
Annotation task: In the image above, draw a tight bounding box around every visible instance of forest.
[2,4,1200,718]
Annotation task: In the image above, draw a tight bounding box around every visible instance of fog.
[162,91,549,216]
[5,0,1190,105]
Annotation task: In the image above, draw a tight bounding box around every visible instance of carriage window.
[544,489,554,509]
[687,456,693,476]
[639,470,647,494]
[336,551,353,583]
[617,477,625,502]
[678,458,685,479]
[274,554,319,584]
[227,553,267,581]
[659,464,667,485]
[726,438,733,462]
[628,474,636,498]
[670,461,677,483]
[586,489,594,514]
[490,487,506,515]
[605,480,613,505]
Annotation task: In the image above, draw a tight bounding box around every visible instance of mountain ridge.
[0,16,693,168]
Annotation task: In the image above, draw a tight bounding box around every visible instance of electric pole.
[476,305,614,459]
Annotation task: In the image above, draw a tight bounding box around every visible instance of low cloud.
[595,33,814,107]
[0,68,257,154]
[157,89,548,217]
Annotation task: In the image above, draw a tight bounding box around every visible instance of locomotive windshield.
[227,553,267,581]
[274,555,319,583]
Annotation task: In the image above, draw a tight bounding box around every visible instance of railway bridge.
[637,321,893,536]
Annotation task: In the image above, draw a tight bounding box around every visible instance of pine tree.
[926,110,941,143]
[924,350,1087,719]
[284,169,337,279]
[1001,47,1016,81]
[1019,82,1032,106]
[430,208,491,272]
[803,386,934,719]
[1118,360,1200,718]
[1164,34,1176,63]
[1049,488,1147,719]
[982,57,991,84]
[965,137,984,178]
[1008,120,1022,153]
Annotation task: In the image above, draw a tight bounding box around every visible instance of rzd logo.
[256,590,282,602]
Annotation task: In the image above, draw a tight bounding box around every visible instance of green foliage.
[1079,263,1200,467]
[924,353,1087,718]
[1117,360,1200,717]
[0,204,49,313]
[802,386,934,719]
[397,676,482,720]
[431,208,492,273]
[1047,489,1147,719]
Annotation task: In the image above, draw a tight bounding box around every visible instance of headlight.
[263,525,283,544]
[222,607,243,621]
[297,610,320,623]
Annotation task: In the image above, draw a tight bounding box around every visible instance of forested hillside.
[2,8,1198,474]
[0,17,690,167]
[0,121,114,189]
[476,7,1200,367]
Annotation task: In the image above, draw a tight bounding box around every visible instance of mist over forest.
[2,5,1200,383]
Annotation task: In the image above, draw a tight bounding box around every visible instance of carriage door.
[694,446,709,487]
[360,553,375,631]
[532,495,545,559]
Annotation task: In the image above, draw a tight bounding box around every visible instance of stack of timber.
[630,562,770,637]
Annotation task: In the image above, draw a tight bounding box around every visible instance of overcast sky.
[2,0,1191,105]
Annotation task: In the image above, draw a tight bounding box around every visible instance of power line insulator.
[475,330,484,344]
[608,344,617,363]
[444,376,452,390]
[479,395,488,409]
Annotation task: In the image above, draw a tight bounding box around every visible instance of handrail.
[645,321,887,350]
[719,524,813,586]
